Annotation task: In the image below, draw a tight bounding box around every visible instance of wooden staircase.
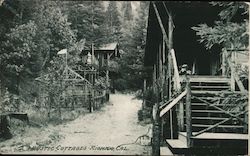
[165,76,248,155]
[189,76,245,133]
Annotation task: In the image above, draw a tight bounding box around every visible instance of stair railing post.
[230,49,236,91]
[185,74,192,148]
[244,103,248,133]
[178,99,184,131]
[152,82,161,156]
[88,90,93,113]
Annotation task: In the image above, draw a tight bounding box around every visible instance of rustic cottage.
[144,2,248,155]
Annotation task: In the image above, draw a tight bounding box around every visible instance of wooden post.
[152,83,160,156]
[161,38,166,143]
[243,103,248,133]
[143,79,146,110]
[106,53,110,101]
[162,38,166,98]
[159,43,163,100]
[230,50,236,91]
[222,49,226,76]
[168,12,174,140]
[185,75,192,148]
[92,90,95,111]
[153,65,156,94]
[89,91,93,113]
[178,100,184,131]
[84,84,87,105]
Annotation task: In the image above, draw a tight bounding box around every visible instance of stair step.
[191,124,244,128]
[166,139,187,149]
[160,146,173,155]
[192,90,233,94]
[192,117,229,120]
[192,103,237,106]
[180,132,248,140]
[194,97,236,100]
[192,110,237,113]
[188,76,230,83]
[191,86,230,89]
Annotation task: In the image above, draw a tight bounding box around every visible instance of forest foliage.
[192,2,249,50]
[0,0,149,112]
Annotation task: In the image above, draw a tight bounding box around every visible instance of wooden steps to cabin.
[166,76,248,155]
[187,76,246,133]
[166,132,248,155]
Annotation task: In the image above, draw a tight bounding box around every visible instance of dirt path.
[1,94,152,155]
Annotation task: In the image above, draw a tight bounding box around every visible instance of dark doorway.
[169,2,222,75]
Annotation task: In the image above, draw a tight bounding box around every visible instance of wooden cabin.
[80,42,119,98]
[81,43,119,69]
[144,2,249,155]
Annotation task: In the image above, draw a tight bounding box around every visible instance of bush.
[138,109,143,121]
[113,78,129,91]
[144,87,157,108]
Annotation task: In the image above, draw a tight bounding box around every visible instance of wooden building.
[80,42,120,97]
[144,2,248,155]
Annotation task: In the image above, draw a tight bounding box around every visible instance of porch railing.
[224,48,248,93]
[170,49,181,91]
[160,48,188,140]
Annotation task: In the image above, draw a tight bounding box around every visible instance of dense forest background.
[0,0,149,112]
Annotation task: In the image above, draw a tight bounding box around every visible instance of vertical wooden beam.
[152,72,161,156]
[161,36,166,143]
[168,12,173,99]
[222,49,226,76]
[89,90,93,113]
[106,53,110,86]
[162,38,166,97]
[185,75,192,148]
[153,64,156,94]
[178,100,184,131]
[91,43,95,68]
[152,2,169,47]
[231,51,236,91]
[244,104,248,133]
[143,79,146,110]
[168,11,174,140]
[159,43,163,100]
[106,53,110,101]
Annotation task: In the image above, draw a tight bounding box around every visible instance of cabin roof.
[99,42,118,51]
[83,42,119,54]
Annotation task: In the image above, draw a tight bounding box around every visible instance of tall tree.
[65,1,106,48]
[123,1,133,21]
[104,1,121,43]
[115,1,149,90]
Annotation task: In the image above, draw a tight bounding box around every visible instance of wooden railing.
[224,49,248,93]
[160,89,187,117]
[191,94,248,137]
[160,73,191,145]
[89,90,106,112]
[170,49,181,91]
[160,48,190,141]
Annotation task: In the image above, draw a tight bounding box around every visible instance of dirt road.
[1,94,152,155]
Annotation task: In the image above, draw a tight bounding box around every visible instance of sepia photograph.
[0,1,249,155]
